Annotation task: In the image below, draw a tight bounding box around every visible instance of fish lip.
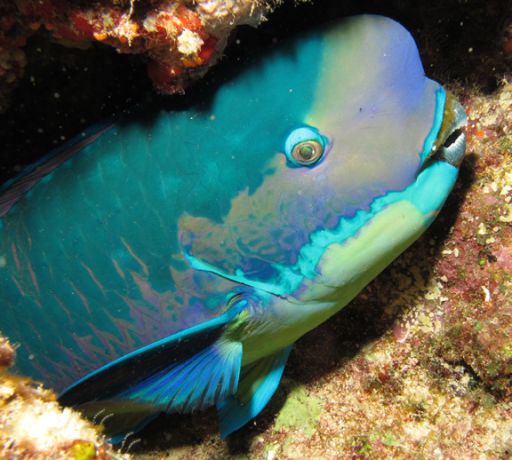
[421,95,467,171]
[439,97,467,167]
[439,129,466,168]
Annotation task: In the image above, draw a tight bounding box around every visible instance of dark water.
[0,0,509,184]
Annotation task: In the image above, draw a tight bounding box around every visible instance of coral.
[432,82,512,398]
[0,337,15,369]
[0,0,277,111]
[0,336,127,459]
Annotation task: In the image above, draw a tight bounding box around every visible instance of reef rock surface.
[0,337,128,459]
[0,0,277,111]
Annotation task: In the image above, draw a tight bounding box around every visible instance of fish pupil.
[299,144,315,160]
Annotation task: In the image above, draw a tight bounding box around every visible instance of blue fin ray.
[217,345,292,438]
[121,340,242,413]
[59,298,247,409]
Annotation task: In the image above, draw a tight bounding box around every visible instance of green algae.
[69,441,96,460]
[502,346,512,359]
[273,381,322,437]
[382,432,401,447]
[497,135,512,153]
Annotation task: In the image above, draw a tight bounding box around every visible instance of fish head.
[180,15,466,310]
[276,16,467,305]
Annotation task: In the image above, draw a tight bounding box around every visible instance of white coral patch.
[177,29,204,56]
[7,399,98,452]
[196,0,271,30]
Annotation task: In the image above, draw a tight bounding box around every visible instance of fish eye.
[291,140,324,165]
[284,126,329,168]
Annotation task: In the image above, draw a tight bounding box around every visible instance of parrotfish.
[0,15,466,439]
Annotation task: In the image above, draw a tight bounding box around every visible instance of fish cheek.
[177,148,373,285]
[178,208,283,284]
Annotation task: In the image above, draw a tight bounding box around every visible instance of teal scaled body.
[0,16,466,439]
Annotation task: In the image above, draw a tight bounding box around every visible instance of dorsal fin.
[0,126,110,217]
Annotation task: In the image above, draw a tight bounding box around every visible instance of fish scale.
[0,15,466,440]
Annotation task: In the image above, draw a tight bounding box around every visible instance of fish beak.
[437,97,467,168]
[422,93,467,170]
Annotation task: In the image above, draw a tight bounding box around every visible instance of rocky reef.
[0,337,127,459]
[0,0,511,459]
[0,0,277,112]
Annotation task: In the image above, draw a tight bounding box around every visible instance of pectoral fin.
[217,345,292,438]
[118,339,242,413]
[59,299,247,434]
[68,335,242,442]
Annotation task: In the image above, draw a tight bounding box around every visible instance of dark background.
[0,0,510,184]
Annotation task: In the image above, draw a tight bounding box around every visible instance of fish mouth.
[422,91,467,169]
